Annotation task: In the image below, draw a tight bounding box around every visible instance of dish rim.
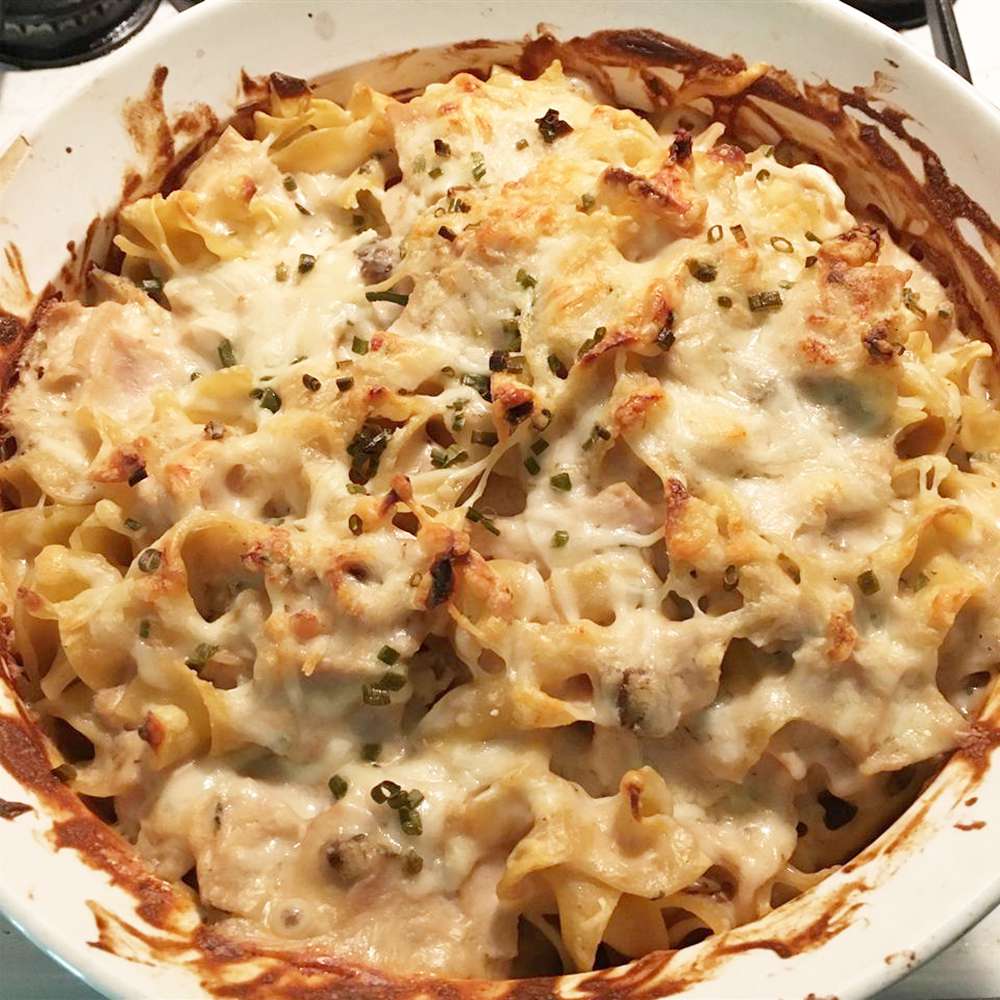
[1,2,1000,998]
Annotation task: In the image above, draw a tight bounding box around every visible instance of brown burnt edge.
[0,24,998,1000]
[0,796,31,820]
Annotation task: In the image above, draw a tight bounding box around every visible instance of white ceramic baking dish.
[2,2,1000,998]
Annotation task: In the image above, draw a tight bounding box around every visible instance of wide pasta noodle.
[3,60,1000,978]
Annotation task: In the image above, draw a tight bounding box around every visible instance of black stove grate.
[0,0,161,69]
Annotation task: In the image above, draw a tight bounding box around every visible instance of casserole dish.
[1,1,999,997]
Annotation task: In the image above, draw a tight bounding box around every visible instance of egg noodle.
[2,62,999,977]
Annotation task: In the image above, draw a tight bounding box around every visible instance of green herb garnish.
[748,290,783,312]
[217,338,237,368]
[465,506,500,535]
[365,289,409,306]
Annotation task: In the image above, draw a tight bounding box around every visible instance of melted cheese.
[3,62,1000,978]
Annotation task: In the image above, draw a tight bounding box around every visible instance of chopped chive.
[577,326,606,358]
[465,506,500,535]
[362,684,391,706]
[138,620,150,639]
[730,224,748,247]
[805,255,818,268]
[530,440,549,458]
[550,472,572,492]
[770,236,794,253]
[430,445,468,469]
[302,373,321,392]
[438,225,456,241]
[379,671,407,691]
[805,230,822,243]
[707,224,723,243]
[471,430,499,446]
[756,168,771,183]
[336,376,355,391]
[275,262,289,282]
[578,192,595,213]
[582,424,611,451]
[722,564,740,590]
[516,269,537,289]
[137,548,161,573]
[377,645,400,665]
[258,387,281,413]
[460,372,492,401]
[352,336,369,355]
[298,253,316,274]
[433,138,451,157]
[346,483,367,495]
[185,642,219,671]
[524,454,541,475]
[428,166,443,179]
[399,807,423,836]
[489,350,508,372]
[717,295,733,309]
[547,354,568,379]
[283,175,297,191]
[552,530,569,548]
[748,290,783,312]
[347,421,393,483]
[295,202,312,216]
[124,517,142,531]
[408,572,422,587]
[328,774,348,799]
[217,338,237,368]
[412,154,427,174]
[365,289,409,306]
[451,413,465,432]
[403,850,423,875]
[686,259,717,283]
[249,387,264,399]
[471,151,486,182]
[361,742,381,762]
[516,138,529,150]
[371,779,401,803]
[778,280,794,290]
[857,569,880,595]
[348,513,363,536]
